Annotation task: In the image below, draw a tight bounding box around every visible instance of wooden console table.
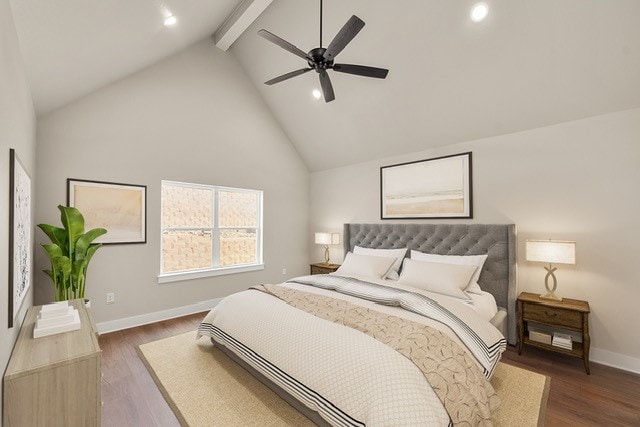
[3,299,101,426]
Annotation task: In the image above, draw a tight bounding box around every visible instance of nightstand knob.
[545,311,557,317]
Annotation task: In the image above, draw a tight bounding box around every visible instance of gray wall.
[0,0,36,414]
[310,108,640,371]
[35,40,309,324]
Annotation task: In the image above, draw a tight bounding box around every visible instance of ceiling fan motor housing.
[308,47,333,71]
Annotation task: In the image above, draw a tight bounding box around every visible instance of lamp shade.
[526,240,576,264]
[315,232,331,245]
[315,232,340,245]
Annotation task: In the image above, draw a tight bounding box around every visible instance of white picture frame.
[9,149,32,327]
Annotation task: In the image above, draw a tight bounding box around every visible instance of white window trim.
[159,180,263,283]
[158,263,265,284]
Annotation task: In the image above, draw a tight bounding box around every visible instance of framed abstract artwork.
[67,178,147,244]
[9,149,32,328]
[380,152,473,219]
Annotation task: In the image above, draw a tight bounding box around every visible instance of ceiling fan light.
[471,2,489,22]
[164,15,177,26]
[312,89,322,99]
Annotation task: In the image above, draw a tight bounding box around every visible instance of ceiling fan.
[258,0,389,103]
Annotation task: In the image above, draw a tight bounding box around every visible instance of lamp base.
[540,292,563,301]
[541,265,563,301]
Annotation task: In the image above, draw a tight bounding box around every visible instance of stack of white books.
[552,332,573,350]
[33,301,81,338]
[529,329,552,345]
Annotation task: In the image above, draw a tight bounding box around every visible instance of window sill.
[158,263,264,284]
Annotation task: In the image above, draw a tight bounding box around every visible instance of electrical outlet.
[106,292,115,304]
[282,267,287,275]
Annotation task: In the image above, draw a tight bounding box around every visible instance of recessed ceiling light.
[164,15,177,26]
[471,2,489,22]
[312,89,322,99]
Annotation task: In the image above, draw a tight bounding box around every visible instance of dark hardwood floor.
[502,346,640,426]
[100,313,205,427]
[100,313,640,426]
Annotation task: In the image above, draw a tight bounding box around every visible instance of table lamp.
[525,239,576,301]
[315,232,340,264]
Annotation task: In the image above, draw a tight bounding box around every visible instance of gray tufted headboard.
[343,223,517,344]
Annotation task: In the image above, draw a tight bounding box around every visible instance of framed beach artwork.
[380,152,473,219]
[67,179,146,244]
[9,149,32,328]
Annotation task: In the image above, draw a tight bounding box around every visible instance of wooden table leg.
[517,300,524,355]
[583,313,591,374]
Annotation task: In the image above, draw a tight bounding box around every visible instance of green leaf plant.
[37,205,107,301]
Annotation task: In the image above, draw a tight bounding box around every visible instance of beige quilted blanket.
[253,284,500,426]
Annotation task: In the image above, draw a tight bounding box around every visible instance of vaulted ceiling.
[231,0,640,170]
[9,0,242,114]
[10,0,640,171]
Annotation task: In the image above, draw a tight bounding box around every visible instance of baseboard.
[96,298,223,334]
[590,347,640,374]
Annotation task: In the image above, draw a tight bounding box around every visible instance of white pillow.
[398,258,477,300]
[332,252,396,280]
[410,251,488,294]
[353,246,408,280]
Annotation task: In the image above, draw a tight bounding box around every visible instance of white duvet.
[197,275,505,426]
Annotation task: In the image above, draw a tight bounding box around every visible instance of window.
[159,180,263,282]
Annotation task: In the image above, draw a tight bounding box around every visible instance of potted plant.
[37,205,107,303]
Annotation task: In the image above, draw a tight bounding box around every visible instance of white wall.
[0,0,36,414]
[35,40,309,325]
[310,108,640,372]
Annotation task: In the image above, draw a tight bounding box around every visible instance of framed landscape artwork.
[67,179,146,244]
[380,152,473,219]
[9,149,32,328]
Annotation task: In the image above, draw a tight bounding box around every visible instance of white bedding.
[372,276,498,322]
[376,273,498,321]
[198,274,506,426]
[466,290,499,321]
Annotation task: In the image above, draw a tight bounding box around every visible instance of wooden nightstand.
[517,291,591,374]
[310,263,340,275]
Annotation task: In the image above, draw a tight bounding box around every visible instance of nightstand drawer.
[310,263,340,275]
[311,265,328,275]
[524,304,582,329]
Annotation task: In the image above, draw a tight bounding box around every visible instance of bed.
[197,223,517,426]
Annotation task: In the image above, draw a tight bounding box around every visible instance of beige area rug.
[138,332,550,427]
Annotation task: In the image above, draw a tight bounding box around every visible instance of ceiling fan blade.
[264,68,313,85]
[258,29,310,61]
[319,70,335,102]
[323,15,365,61]
[332,63,389,79]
